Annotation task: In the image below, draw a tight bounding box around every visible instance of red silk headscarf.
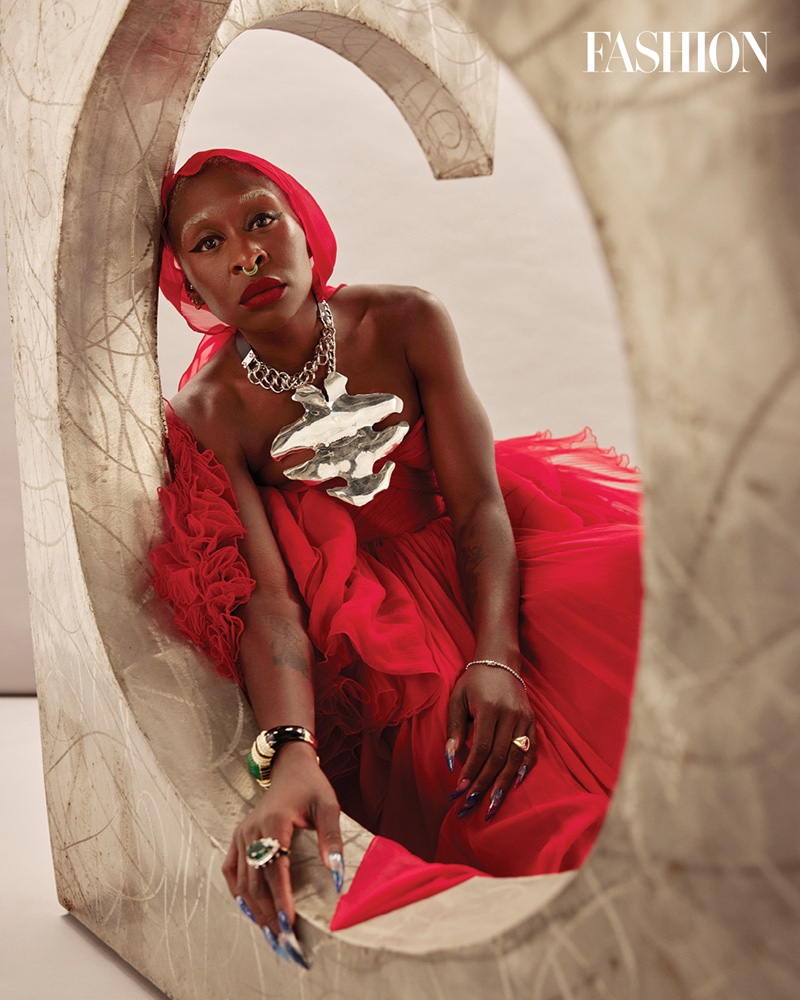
[160,148,340,389]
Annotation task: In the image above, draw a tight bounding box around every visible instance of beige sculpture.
[0,0,796,997]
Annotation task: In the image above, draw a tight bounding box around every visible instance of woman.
[152,149,641,967]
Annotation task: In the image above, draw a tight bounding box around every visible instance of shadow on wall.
[0,212,35,693]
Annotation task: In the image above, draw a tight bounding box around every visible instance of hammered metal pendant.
[270,371,409,506]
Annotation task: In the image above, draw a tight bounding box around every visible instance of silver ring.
[245,837,290,869]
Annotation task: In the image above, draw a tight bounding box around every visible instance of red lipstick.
[241,276,286,308]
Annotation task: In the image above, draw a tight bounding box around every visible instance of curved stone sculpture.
[0,0,797,997]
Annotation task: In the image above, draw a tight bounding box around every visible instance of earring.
[186,283,204,309]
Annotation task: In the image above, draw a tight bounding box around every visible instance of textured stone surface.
[1,0,798,997]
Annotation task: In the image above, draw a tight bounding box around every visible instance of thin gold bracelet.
[464,658,527,693]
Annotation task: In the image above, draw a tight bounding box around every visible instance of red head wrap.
[160,148,339,389]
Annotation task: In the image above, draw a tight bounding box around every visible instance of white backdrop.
[2,28,635,692]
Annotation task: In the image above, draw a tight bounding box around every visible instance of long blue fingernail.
[449,777,470,801]
[238,897,291,963]
[457,791,482,818]
[328,851,345,894]
[278,911,310,969]
[485,788,504,821]
[236,896,257,924]
[514,764,529,789]
[444,739,457,773]
[263,926,291,963]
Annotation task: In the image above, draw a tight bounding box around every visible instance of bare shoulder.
[335,282,445,318]
[334,283,454,346]
[168,363,246,463]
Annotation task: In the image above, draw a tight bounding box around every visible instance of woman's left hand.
[445,663,537,821]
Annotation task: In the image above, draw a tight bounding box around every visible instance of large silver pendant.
[270,371,409,507]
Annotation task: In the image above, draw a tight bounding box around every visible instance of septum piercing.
[242,263,259,276]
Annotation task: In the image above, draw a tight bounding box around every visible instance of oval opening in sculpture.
[154,25,641,940]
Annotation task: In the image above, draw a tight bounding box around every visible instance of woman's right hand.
[222,742,344,967]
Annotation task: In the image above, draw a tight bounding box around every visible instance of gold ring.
[511,735,531,753]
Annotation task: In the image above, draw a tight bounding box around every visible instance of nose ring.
[242,263,259,277]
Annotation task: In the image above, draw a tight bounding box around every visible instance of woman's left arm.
[404,290,537,819]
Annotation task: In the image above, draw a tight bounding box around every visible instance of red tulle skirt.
[151,411,642,927]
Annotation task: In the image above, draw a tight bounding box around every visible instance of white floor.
[0,697,166,999]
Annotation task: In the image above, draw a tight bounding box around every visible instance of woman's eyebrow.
[181,189,278,239]
[240,188,279,204]
[181,211,209,239]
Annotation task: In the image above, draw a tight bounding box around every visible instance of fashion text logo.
[585,31,769,73]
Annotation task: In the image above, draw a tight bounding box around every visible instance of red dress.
[151,408,641,927]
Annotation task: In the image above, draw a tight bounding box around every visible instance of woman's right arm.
[174,395,343,959]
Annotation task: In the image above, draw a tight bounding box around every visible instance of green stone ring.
[245,837,290,869]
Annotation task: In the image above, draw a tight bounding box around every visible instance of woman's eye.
[250,211,282,230]
[191,235,221,253]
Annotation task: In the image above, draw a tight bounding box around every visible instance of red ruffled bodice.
[150,407,255,682]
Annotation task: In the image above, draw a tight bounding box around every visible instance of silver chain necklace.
[238,300,337,393]
[234,298,410,506]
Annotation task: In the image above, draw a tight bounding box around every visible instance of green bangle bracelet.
[246,726,319,789]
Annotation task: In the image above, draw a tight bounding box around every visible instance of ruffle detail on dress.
[495,426,640,527]
[149,405,255,682]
